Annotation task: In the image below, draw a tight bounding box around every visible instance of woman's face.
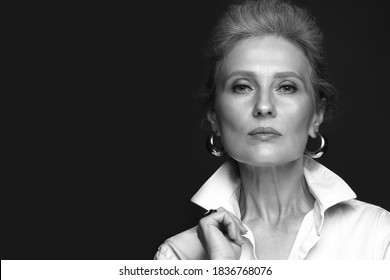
[208,35,323,166]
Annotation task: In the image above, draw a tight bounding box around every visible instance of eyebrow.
[224,71,257,81]
[273,71,303,81]
[224,70,304,82]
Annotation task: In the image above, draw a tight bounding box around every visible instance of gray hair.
[200,0,338,129]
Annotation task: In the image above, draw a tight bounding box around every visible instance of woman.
[154,0,390,260]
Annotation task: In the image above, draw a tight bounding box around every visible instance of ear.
[309,108,324,138]
[207,110,221,136]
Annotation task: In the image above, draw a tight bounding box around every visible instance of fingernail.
[237,233,244,245]
[236,233,241,242]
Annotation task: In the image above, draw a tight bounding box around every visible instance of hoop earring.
[206,133,225,157]
[304,132,328,159]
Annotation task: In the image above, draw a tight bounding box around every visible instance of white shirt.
[154,157,390,260]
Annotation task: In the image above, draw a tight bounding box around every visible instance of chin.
[230,151,302,168]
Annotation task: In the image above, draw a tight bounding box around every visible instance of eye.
[232,84,253,94]
[277,84,297,94]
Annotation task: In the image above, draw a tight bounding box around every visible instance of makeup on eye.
[230,80,298,95]
[276,82,298,94]
[232,83,254,94]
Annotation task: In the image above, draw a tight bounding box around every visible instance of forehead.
[220,35,312,80]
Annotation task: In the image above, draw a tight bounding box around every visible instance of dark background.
[4,0,389,260]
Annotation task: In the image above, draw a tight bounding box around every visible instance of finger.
[229,212,248,235]
[221,212,246,246]
[202,208,244,246]
[215,207,248,235]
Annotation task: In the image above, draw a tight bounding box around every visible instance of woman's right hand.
[196,207,248,260]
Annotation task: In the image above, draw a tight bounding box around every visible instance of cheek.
[284,102,315,145]
[214,98,249,155]
[291,112,312,133]
[215,97,246,133]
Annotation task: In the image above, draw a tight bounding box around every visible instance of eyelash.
[232,84,297,94]
[277,84,297,94]
[232,84,253,94]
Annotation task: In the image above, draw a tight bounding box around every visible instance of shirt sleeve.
[154,242,181,260]
[373,209,390,259]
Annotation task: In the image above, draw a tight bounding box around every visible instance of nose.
[252,90,276,118]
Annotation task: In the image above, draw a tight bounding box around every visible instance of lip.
[248,126,282,136]
[248,126,282,141]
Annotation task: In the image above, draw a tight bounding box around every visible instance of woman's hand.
[197,207,248,260]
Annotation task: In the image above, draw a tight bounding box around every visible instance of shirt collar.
[191,157,357,220]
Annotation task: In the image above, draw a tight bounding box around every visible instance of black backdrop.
[4,0,389,260]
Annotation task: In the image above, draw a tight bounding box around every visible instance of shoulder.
[318,199,390,259]
[324,199,390,238]
[154,226,206,260]
[345,200,390,234]
[326,199,390,258]
[327,199,390,220]
[347,200,390,259]
[326,199,390,229]
[341,199,389,221]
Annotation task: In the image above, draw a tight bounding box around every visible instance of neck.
[238,157,314,224]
